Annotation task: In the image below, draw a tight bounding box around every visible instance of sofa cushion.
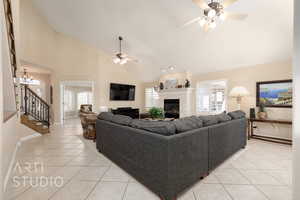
[198,115,219,126]
[111,114,133,126]
[216,112,232,122]
[228,110,246,119]
[98,112,114,121]
[130,120,176,136]
[173,116,203,133]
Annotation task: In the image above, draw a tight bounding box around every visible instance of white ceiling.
[32,0,293,81]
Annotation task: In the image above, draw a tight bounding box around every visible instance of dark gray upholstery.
[208,118,247,171]
[228,110,246,119]
[111,114,132,126]
[96,114,247,200]
[130,119,176,136]
[97,112,114,121]
[216,112,232,122]
[198,115,219,126]
[172,116,203,133]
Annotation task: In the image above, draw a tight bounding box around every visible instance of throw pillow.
[111,114,132,126]
[228,110,246,119]
[173,116,203,133]
[97,112,114,121]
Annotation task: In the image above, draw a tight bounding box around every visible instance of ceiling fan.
[113,36,138,65]
[184,0,248,31]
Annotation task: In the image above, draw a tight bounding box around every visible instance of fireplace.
[164,99,180,119]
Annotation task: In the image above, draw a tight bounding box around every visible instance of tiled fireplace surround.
[158,88,194,118]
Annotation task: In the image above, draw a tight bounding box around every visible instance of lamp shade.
[229,86,249,97]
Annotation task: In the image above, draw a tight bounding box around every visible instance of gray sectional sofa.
[96,111,247,200]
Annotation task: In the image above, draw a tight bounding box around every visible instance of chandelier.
[20,68,34,84]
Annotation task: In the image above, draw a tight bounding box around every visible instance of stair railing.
[20,84,50,128]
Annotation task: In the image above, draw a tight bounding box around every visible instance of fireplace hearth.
[164,99,180,119]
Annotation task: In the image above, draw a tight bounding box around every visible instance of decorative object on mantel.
[149,107,164,119]
[177,85,183,88]
[256,79,292,108]
[185,79,191,88]
[229,86,249,110]
[165,79,178,89]
[159,82,164,90]
[257,103,267,119]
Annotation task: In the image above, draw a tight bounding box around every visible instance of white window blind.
[196,80,227,115]
[145,87,159,110]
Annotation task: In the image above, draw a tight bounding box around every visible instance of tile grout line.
[83,164,113,200]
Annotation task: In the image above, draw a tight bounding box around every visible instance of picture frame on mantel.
[256,79,293,108]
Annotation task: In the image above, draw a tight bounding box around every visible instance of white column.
[293,1,300,199]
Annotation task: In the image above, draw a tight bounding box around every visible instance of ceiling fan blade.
[226,12,248,20]
[182,17,201,27]
[223,0,239,8]
[192,0,209,10]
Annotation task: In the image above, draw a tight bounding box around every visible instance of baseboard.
[3,132,41,191]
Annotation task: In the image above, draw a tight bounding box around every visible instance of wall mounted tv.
[110,83,136,101]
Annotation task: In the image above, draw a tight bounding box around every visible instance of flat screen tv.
[110,83,135,101]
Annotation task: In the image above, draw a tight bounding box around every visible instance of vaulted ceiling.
[32,0,293,81]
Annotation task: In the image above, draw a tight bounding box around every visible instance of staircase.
[20,85,50,134]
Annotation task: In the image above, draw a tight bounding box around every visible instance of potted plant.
[149,107,164,119]
[257,102,267,119]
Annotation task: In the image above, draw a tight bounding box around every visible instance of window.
[145,87,159,110]
[196,80,227,115]
[77,92,92,109]
[64,90,74,112]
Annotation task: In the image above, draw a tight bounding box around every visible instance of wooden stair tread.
[21,115,50,134]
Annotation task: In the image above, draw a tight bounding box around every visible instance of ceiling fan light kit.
[188,0,247,31]
[113,36,137,65]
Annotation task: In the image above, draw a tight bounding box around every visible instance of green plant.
[258,102,266,112]
[149,107,164,119]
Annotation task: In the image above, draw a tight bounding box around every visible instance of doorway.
[60,81,94,124]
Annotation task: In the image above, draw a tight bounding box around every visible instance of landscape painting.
[256,80,293,108]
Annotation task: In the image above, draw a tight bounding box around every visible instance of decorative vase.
[257,112,267,119]
[159,82,164,90]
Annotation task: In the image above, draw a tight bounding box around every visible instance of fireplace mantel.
[158,88,194,118]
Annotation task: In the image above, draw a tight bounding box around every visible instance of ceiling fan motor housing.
[204,2,224,16]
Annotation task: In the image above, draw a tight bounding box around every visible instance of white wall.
[293,0,300,198]
[0,8,4,197]
[19,0,145,123]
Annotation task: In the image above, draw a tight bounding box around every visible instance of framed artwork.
[256,80,293,108]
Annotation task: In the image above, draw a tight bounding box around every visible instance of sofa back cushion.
[198,115,219,126]
[130,119,176,136]
[228,110,246,119]
[111,114,133,126]
[173,116,203,133]
[98,112,114,121]
[216,112,232,122]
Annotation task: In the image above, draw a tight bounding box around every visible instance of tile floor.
[5,119,293,200]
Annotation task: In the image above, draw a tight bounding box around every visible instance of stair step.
[20,115,50,134]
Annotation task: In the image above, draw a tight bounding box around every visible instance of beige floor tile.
[50,180,97,200]
[52,166,82,180]
[267,170,292,185]
[178,191,196,200]
[124,182,159,200]
[224,185,268,200]
[74,166,108,181]
[239,170,282,185]
[214,168,250,184]
[202,173,220,184]
[256,185,292,200]
[102,166,130,182]
[86,181,127,200]
[193,183,231,200]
